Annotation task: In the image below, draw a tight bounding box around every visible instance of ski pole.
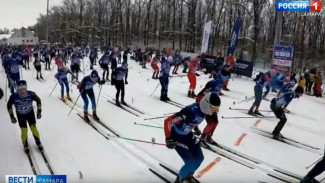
[144,116,168,120]
[221,116,276,119]
[163,112,177,116]
[107,134,166,146]
[49,81,59,96]
[68,92,81,115]
[97,84,103,106]
[20,66,23,80]
[306,157,323,169]
[151,82,160,96]
[234,96,255,105]
[229,107,272,112]
[134,122,163,129]
[5,76,7,102]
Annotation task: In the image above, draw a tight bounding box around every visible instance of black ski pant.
[270,99,287,135]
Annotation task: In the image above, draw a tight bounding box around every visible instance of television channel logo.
[276,1,322,12]
[6,175,67,183]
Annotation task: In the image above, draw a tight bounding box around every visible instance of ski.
[159,163,200,183]
[77,113,110,140]
[26,152,37,175]
[208,142,260,164]
[168,100,185,107]
[200,142,255,169]
[149,168,172,183]
[112,98,145,114]
[87,115,120,137]
[229,107,272,112]
[251,128,321,154]
[39,149,54,175]
[251,127,320,150]
[106,99,140,117]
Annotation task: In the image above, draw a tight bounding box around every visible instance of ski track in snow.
[1,53,325,182]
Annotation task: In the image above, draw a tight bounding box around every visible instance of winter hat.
[295,86,304,94]
[17,80,27,90]
[200,92,221,115]
[90,70,99,78]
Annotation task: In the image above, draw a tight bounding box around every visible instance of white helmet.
[199,92,221,115]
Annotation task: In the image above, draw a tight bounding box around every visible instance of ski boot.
[83,112,91,123]
[206,136,219,146]
[40,75,44,80]
[301,176,319,183]
[121,100,127,106]
[125,80,128,84]
[254,110,264,116]
[116,100,121,107]
[66,93,72,101]
[181,175,197,183]
[272,133,284,141]
[35,139,43,151]
[166,94,171,101]
[187,91,191,97]
[160,93,167,102]
[191,91,197,98]
[248,109,255,116]
[93,111,100,121]
[36,76,39,80]
[60,96,65,102]
[23,142,29,154]
[223,86,230,91]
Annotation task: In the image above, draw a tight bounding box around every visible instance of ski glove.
[37,110,42,119]
[195,73,200,77]
[98,80,106,85]
[11,116,17,124]
[165,138,175,149]
[77,84,82,90]
[194,127,202,136]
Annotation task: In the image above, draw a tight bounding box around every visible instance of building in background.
[8,27,39,45]
[0,34,11,45]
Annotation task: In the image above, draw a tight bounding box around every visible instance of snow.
[0,52,325,183]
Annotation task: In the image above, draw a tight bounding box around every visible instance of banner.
[235,59,253,78]
[273,45,294,72]
[227,19,242,55]
[201,20,212,54]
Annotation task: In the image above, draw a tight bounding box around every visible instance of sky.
[0,0,63,30]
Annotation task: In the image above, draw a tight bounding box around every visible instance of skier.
[43,48,51,70]
[313,72,322,97]
[33,53,44,80]
[89,48,97,70]
[70,50,83,82]
[112,63,128,106]
[55,66,75,101]
[270,86,304,140]
[159,50,173,101]
[77,70,105,122]
[7,80,43,153]
[21,49,30,70]
[55,50,65,70]
[151,53,160,79]
[277,75,297,97]
[248,72,271,116]
[4,52,22,94]
[195,69,230,145]
[172,51,182,74]
[99,52,110,81]
[196,69,230,101]
[223,53,236,91]
[301,154,325,183]
[164,92,221,183]
[187,56,201,98]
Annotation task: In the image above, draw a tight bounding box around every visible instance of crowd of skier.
[0,44,324,183]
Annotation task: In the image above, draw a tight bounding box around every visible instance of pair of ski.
[251,127,321,154]
[106,98,142,117]
[149,163,200,183]
[155,96,185,108]
[26,145,54,175]
[199,141,303,182]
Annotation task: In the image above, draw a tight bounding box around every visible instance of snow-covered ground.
[0,53,324,183]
